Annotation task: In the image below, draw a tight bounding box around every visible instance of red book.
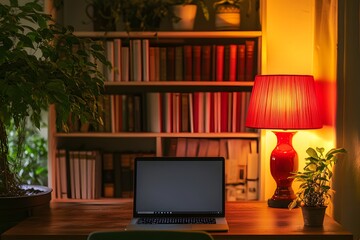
[215,45,224,81]
[193,45,201,81]
[172,93,181,133]
[237,44,246,81]
[201,45,211,81]
[183,45,193,81]
[223,45,230,81]
[181,93,189,132]
[245,40,255,81]
[159,47,167,81]
[166,47,175,81]
[175,46,183,81]
[162,93,172,133]
[149,47,156,81]
[204,92,211,133]
[229,44,237,81]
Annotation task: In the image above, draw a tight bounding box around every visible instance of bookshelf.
[48,30,263,203]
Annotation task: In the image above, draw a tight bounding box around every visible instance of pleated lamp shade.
[246,75,323,130]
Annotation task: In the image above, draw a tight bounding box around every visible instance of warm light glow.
[246,75,323,130]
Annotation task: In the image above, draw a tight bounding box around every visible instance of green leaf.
[306,147,318,159]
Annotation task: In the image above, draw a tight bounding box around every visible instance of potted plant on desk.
[288,147,346,227]
[0,0,109,233]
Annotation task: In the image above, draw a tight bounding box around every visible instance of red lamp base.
[268,131,298,208]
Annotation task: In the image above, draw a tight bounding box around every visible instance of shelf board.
[103,81,254,94]
[55,132,259,139]
[75,31,262,39]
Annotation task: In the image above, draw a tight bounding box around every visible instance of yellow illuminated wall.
[260,0,337,202]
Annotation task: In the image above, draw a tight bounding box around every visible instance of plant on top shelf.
[0,0,109,197]
[288,147,346,226]
[119,0,175,31]
[172,0,209,21]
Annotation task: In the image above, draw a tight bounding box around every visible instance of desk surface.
[1,200,352,240]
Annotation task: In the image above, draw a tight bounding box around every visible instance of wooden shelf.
[55,132,259,139]
[75,31,262,39]
[103,81,254,94]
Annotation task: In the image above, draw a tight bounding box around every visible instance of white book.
[79,151,88,199]
[154,47,160,81]
[86,151,94,199]
[113,39,122,82]
[142,39,150,81]
[146,93,161,132]
[73,151,81,199]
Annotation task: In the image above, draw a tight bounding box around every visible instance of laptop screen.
[133,157,225,217]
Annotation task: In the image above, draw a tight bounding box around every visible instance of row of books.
[65,91,254,134]
[102,39,256,82]
[54,149,155,200]
[54,137,258,201]
[165,138,259,201]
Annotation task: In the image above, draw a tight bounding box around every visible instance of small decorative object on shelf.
[171,0,209,30]
[288,147,347,227]
[214,0,243,30]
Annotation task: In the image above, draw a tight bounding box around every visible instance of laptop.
[126,157,229,232]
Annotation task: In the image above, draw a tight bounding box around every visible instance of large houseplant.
[0,0,108,232]
[288,147,346,226]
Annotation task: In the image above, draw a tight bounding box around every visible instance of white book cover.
[142,39,150,81]
[79,151,88,199]
[131,39,142,81]
[146,93,161,132]
[113,39,122,82]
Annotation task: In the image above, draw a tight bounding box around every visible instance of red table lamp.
[246,75,323,208]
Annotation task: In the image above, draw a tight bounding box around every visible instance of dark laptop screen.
[133,157,225,217]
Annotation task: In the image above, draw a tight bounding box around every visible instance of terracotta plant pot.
[301,206,327,227]
[0,185,52,234]
[172,4,197,30]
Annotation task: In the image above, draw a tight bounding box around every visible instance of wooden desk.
[1,201,352,240]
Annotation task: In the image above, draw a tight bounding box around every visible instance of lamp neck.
[272,131,297,145]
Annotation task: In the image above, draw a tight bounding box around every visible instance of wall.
[336,0,360,238]
[262,0,336,201]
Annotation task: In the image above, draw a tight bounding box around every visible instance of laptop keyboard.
[137,217,216,224]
